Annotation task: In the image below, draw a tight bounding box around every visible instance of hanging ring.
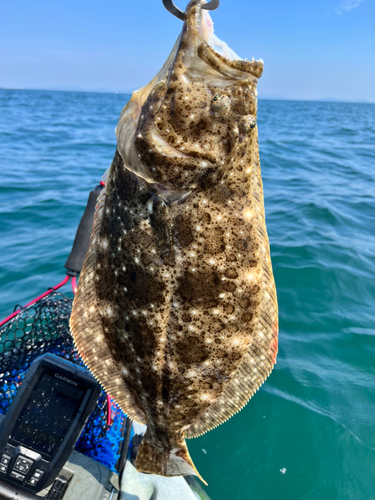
[163,0,220,21]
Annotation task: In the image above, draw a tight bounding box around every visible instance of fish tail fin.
[135,428,207,485]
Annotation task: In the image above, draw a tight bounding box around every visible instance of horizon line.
[0,87,373,105]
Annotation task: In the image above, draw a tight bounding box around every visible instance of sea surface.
[1,89,375,500]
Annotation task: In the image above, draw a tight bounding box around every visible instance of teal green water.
[1,90,375,499]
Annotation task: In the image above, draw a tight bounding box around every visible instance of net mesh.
[0,292,125,471]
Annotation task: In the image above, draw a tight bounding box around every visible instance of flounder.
[70,0,278,483]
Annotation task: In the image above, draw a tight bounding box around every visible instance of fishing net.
[0,292,125,471]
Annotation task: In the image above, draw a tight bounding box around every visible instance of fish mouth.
[135,114,215,199]
[147,126,190,160]
[136,124,208,202]
[141,115,215,165]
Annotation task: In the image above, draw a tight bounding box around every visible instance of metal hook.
[202,0,220,11]
[163,0,220,21]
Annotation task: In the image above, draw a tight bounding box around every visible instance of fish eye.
[211,94,231,115]
[239,114,257,133]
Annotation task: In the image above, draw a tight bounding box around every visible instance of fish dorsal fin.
[185,146,278,439]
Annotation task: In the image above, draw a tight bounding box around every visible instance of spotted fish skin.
[70,0,278,482]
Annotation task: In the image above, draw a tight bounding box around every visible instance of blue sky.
[0,0,374,102]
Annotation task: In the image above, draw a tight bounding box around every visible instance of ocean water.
[1,89,375,500]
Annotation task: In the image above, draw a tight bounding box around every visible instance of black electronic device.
[0,353,101,494]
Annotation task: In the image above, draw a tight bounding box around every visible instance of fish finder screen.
[11,373,84,459]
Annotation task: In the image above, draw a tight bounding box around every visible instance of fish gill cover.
[70,0,278,483]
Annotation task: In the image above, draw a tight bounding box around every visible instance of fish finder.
[0,353,101,494]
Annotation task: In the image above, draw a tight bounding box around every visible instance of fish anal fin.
[70,155,147,424]
[135,428,207,485]
[185,272,278,439]
[185,311,277,439]
[70,260,147,423]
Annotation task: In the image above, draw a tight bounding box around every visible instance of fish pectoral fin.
[135,428,207,485]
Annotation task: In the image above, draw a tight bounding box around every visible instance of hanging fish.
[70,0,278,483]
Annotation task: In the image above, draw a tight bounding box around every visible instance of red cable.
[0,275,71,329]
[100,181,105,187]
[107,394,112,428]
[71,277,77,295]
